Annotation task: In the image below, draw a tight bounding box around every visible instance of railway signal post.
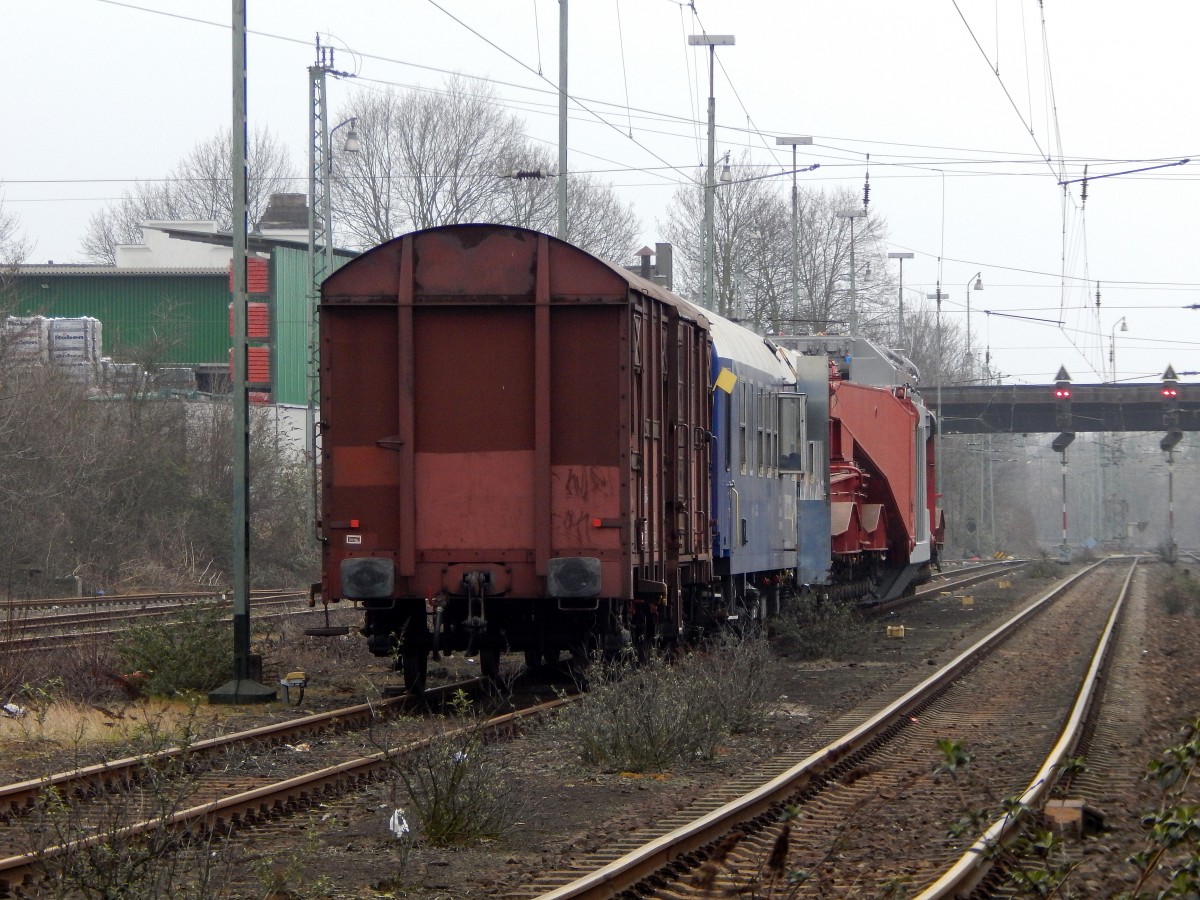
[1161,365,1182,564]
[210,0,276,704]
[1051,367,1075,564]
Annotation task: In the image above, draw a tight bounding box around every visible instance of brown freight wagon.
[317,224,712,691]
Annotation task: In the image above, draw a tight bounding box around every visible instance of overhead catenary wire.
[614,0,634,138]
[38,0,1200,370]
[75,0,1200,195]
[422,0,691,185]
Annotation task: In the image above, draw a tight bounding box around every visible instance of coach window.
[756,388,766,476]
[768,389,779,477]
[739,381,748,476]
[777,393,807,474]
[724,389,732,473]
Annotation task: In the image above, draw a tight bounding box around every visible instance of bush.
[769,594,865,660]
[21,706,233,898]
[553,636,783,773]
[384,692,520,846]
[1160,568,1200,616]
[116,603,233,696]
[1023,552,1060,580]
[684,633,783,735]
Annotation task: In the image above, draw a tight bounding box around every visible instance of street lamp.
[964,272,983,376]
[1109,316,1128,382]
[888,251,914,347]
[333,117,360,153]
[689,33,735,313]
[777,135,813,334]
[836,209,867,336]
[321,117,361,272]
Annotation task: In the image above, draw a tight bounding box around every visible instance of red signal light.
[1054,387,1071,399]
[1162,387,1178,398]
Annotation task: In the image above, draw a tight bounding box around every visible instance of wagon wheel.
[399,614,430,694]
[480,647,502,682]
[633,611,655,664]
[523,642,563,670]
[402,651,427,695]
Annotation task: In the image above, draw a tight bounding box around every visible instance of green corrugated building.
[7,208,355,405]
[9,265,231,379]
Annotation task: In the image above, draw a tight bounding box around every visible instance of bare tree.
[331,79,640,263]
[330,79,525,242]
[0,189,32,317]
[328,88,408,248]
[790,187,890,335]
[0,190,30,266]
[662,173,899,336]
[561,176,640,265]
[660,155,793,322]
[487,144,640,263]
[79,127,297,264]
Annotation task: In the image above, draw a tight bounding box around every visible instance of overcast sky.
[5,0,1198,388]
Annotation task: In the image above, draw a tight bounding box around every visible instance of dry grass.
[0,697,237,779]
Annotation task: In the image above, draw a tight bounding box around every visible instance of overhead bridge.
[932,382,1197,435]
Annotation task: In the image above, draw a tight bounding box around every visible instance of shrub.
[20,706,233,898]
[1160,568,1200,616]
[383,692,520,846]
[683,633,783,735]
[553,636,783,772]
[769,594,865,660]
[116,603,232,696]
[1023,552,1060,580]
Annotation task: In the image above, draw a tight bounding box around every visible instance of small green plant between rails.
[1121,716,1200,898]
[933,722,1200,898]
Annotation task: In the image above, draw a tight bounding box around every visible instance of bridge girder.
[931,383,1198,435]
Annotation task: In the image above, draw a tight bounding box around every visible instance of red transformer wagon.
[316,224,712,690]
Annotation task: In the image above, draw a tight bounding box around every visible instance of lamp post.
[776,136,813,333]
[306,104,359,521]
[964,272,983,378]
[558,0,568,240]
[836,209,867,336]
[888,252,914,347]
[927,288,950,513]
[210,0,274,703]
[688,33,734,313]
[1109,316,1128,382]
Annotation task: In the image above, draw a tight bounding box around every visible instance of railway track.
[0,562,1011,650]
[0,590,308,651]
[0,561,1031,893]
[0,678,573,894]
[902,559,1025,609]
[516,558,1134,898]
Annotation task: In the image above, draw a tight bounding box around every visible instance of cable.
[950,0,1057,179]
[422,0,691,184]
[532,0,543,76]
[614,0,634,138]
